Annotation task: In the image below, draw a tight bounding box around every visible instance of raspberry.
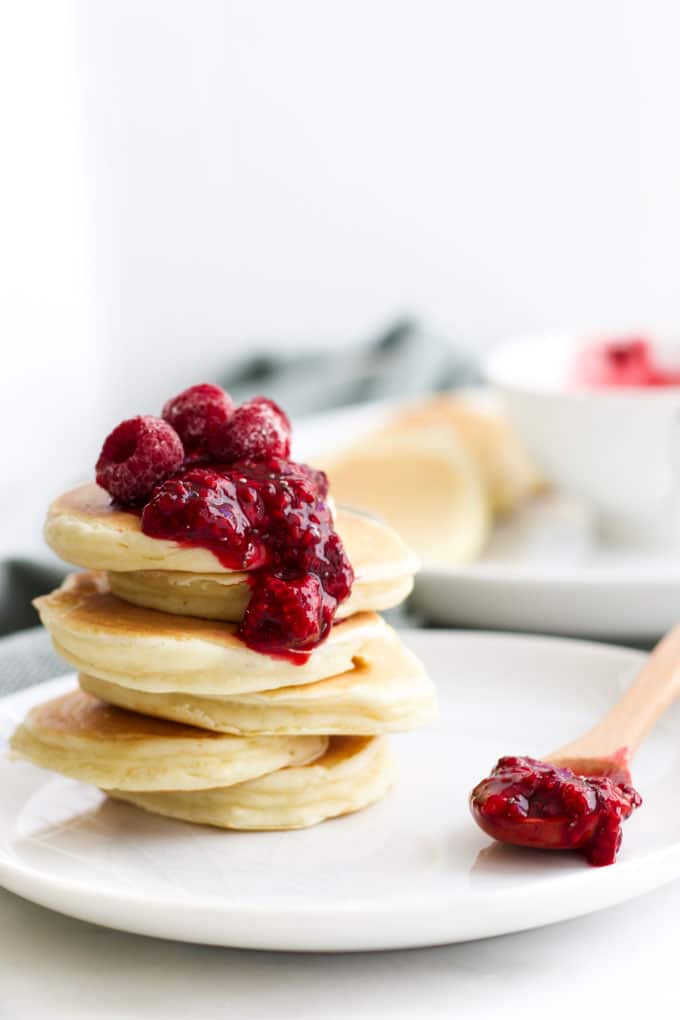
[96,416,184,505]
[241,573,326,652]
[162,383,234,459]
[208,396,291,462]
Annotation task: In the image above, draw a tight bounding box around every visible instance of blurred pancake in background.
[323,394,543,565]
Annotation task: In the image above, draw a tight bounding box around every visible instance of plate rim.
[419,561,680,585]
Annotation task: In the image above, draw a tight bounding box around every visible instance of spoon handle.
[550,624,680,762]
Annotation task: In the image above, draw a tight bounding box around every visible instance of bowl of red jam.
[484,328,680,544]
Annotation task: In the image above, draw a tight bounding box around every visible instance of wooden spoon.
[470,626,680,865]
[550,624,680,780]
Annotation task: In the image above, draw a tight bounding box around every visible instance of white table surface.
[0,877,676,1020]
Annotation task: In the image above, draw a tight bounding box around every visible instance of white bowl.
[484,330,680,544]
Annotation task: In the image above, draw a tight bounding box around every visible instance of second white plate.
[295,401,680,641]
[1,630,680,951]
[411,491,680,641]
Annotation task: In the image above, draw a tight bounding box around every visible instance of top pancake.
[45,483,419,577]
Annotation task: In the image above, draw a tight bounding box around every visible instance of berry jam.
[139,458,353,660]
[470,756,642,866]
[574,337,680,388]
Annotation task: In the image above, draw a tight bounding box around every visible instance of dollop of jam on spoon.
[470,755,641,867]
[470,624,680,866]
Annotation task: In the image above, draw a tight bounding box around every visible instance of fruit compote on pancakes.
[94,386,354,661]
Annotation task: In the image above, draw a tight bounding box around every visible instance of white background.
[3,0,680,551]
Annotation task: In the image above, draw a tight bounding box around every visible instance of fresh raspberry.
[96,416,184,505]
[208,396,291,462]
[241,573,326,653]
[162,383,234,459]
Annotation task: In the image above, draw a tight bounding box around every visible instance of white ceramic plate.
[412,491,680,642]
[2,630,680,951]
[296,402,680,642]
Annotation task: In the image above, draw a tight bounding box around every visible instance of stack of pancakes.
[11,483,437,830]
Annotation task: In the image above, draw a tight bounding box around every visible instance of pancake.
[388,394,544,516]
[109,736,394,829]
[107,562,413,623]
[79,632,438,735]
[45,483,419,581]
[10,689,327,792]
[34,572,388,695]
